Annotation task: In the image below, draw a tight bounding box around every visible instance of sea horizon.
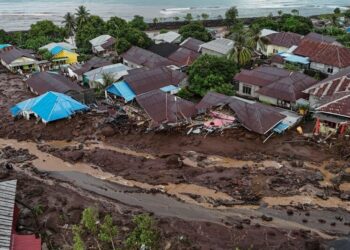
[0,0,349,31]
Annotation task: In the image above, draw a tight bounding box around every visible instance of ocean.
[0,0,349,31]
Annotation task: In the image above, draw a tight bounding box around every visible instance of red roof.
[265,32,302,48]
[293,40,350,68]
[168,47,200,67]
[304,66,350,97]
[317,94,350,118]
[12,234,41,250]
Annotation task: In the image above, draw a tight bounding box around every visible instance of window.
[242,85,252,95]
[327,67,334,74]
[273,48,278,53]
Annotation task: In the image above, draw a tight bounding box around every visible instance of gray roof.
[0,180,17,249]
[39,42,76,51]
[200,38,234,55]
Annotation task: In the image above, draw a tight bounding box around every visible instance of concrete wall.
[200,48,226,57]
[310,62,340,75]
[237,82,260,98]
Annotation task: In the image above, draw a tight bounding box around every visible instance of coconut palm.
[75,5,90,27]
[62,12,76,36]
[229,32,252,66]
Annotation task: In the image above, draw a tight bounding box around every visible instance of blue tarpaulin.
[106,81,136,102]
[160,85,179,93]
[11,91,88,123]
[0,44,11,49]
[50,46,65,55]
[278,52,310,65]
[273,122,290,134]
[346,27,350,33]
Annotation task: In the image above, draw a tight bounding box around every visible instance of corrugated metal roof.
[265,32,302,48]
[89,35,113,46]
[180,37,204,52]
[196,92,232,112]
[316,94,350,118]
[106,81,136,102]
[0,180,17,249]
[200,38,234,55]
[153,31,181,44]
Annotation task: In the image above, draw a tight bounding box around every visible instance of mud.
[1,72,350,249]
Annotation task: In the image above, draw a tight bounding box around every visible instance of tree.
[24,36,51,50]
[63,12,76,36]
[0,29,10,44]
[184,13,193,22]
[201,13,209,20]
[278,10,283,16]
[229,32,252,66]
[225,6,238,27]
[188,54,238,97]
[344,9,350,19]
[28,20,65,41]
[179,21,212,42]
[81,207,101,250]
[123,27,152,48]
[291,9,299,16]
[129,15,148,30]
[38,49,52,60]
[173,16,180,21]
[76,5,90,27]
[72,225,85,250]
[125,214,160,249]
[98,215,118,250]
[102,72,116,87]
[106,16,128,38]
[334,7,341,15]
[153,17,159,25]
[115,37,131,54]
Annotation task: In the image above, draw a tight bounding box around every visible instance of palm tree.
[201,13,209,20]
[291,9,299,16]
[62,12,76,36]
[229,32,252,66]
[277,10,283,16]
[102,72,116,87]
[75,5,90,27]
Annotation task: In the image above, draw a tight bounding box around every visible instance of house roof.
[316,94,350,118]
[168,47,200,67]
[69,57,113,76]
[124,67,186,95]
[0,180,17,250]
[153,31,181,43]
[196,92,233,111]
[122,46,174,68]
[234,66,291,87]
[40,42,76,51]
[180,37,205,52]
[147,43,179,58]
[0,46,35,64]
[12,234,41,250]
[136,89,196,125]
[11,91,89,123]
[277,52,310,65]
[260,29,278,37]
[304,66,350,97]
[84,63,130,83]
[26,71,82,95]
[229,100,286,135]
[293,39,350,68]
[303,32,339,45]
[106,80,136,102]
[257,71,318,102]
[265,32,303,48]
[199,38,234,55]
[50,45,65,55]
[90,35,115,47]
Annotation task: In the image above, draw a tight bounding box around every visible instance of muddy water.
[1,138,350,237]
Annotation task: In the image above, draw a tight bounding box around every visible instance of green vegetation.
[129,15,148,30]
[225,6,238,27]
[72,225,85,250]
[184,13,193,22]
[179,21,212,42]
[98,215,118,250]
[187,55,238,97]
[125,214,160,250]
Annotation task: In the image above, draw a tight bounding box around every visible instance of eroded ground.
[1,72,350,249]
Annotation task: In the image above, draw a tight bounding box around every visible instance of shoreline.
[3,13,332,34]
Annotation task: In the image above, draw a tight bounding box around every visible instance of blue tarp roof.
[346,27,350,33]
[278,52,310,65]
[160,85,179,93]
[11,91,88,123]
[273,122,290,134]
[106,81,136,102]
[50,45,66,55]
[0,44,11,49]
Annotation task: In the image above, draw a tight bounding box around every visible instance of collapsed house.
[11,91,89,124]
[26,71,82,95]
[0,180,41,250]
[106,67,187,102]
[136,89,196,127]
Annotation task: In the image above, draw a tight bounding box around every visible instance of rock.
[261,215,273,222]
[302,219,308,223]
[0,165,10,179]
[304,239,320,250]
[101,126,115,137]
[340,192,350,201]
[318,219,326,224]
[64,151,84,162]
[291,160,304,168]
[287,209,294,216]
[340,172,350,182]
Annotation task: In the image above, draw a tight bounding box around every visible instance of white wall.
[237,82,260,98]
[310,62,340,75]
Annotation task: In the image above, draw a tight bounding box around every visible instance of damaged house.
[257,32,302,56]
[89,35,116,56]
[67,57,112,82]
[0,46,39,73]
[136,89,196,127]
[234,66,317,109]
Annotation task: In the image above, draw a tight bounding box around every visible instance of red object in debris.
[314,118,321,134]
[12,234,41,250]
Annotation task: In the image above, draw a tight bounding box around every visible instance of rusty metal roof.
[196,92,232,112]
[26,71,82,95]
[180,37,205,52]
[136,89,196,125]
[229,99,286,135]
[0,46,35,64]
[316,94,350,118]
[265,32,302,48]
[168,47,200,67]
[124,67,186,95]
